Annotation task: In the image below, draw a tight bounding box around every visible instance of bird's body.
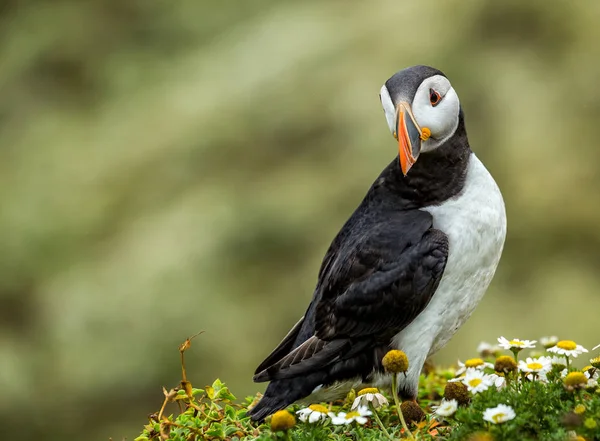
[383,153,506,398]
[248,65,506,422]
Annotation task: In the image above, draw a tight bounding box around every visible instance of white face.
[380,75,460,152]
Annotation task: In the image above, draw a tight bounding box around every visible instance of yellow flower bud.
[564,372,588,390]
[382,350,409,373]
[494,355,517,374]
[270,410,296,432]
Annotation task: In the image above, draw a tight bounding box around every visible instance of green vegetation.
[135,336,600,440]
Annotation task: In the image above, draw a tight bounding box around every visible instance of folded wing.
[254,210,448,383]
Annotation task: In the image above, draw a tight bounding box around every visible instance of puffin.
[248,65,507,422]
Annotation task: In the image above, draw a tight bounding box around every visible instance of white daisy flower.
[432,399,458,418]
[547,340,588,358]
[498,336,536,350]
[462,368,495,394]
[549,356,568,367]
[560,368,568,378]
[351,388,388,410]
[329,406,371,425]
[447,376,465,383]
[482,404,516,424]
[456,358,494,376]
[540,336,559,348]
[477,341,501,357]
[518,356,552,375]
[527,372,549,383]
[584,369,599,388]
[296,404,329,423]
[489,373,507,389]
[477,341,492,353]
[329,412,351,425]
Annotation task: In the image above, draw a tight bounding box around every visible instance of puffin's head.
[379,65,461,175]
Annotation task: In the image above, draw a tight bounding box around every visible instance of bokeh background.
[2,0,600,439]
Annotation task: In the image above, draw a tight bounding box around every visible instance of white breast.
[389,153,507,392]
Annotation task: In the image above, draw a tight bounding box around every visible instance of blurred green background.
[1,0,600,439]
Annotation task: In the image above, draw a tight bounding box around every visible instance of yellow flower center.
[574,404,586,414]
[465,358,485,368]
[564,372,588,387]
[357,387,379,396]
[509,340,524,347]
[345,411,360,420]
[468,378,482,388]
[527,362,543,370]
[308,404,329,413]
[557,340,577,350]
[492,413,506,423]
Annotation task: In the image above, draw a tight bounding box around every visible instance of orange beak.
[396,102,424,176]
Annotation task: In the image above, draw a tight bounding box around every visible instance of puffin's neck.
[372,114,471,209]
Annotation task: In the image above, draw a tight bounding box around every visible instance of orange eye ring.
[429,89,441,107]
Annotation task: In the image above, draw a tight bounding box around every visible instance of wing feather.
[254,316,305,375]
[253,209,449,384]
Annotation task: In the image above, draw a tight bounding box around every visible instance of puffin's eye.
[429,89,441,107]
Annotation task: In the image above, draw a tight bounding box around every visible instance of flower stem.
[391,374,415,440]
[370,404,393,440]
[565,355,571,371]
[499,422,506,437]
[511,348,520,364]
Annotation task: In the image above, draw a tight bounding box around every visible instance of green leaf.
[224,425,241,436]
[209,379,236,401]
[205,422,225,438]
[206,386,215,400]
[224,404,236,419]
[192,388,205,397]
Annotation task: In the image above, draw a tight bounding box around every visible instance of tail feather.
[248,394,289,423]
[248,373,327,422]
[249,343,383,423]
